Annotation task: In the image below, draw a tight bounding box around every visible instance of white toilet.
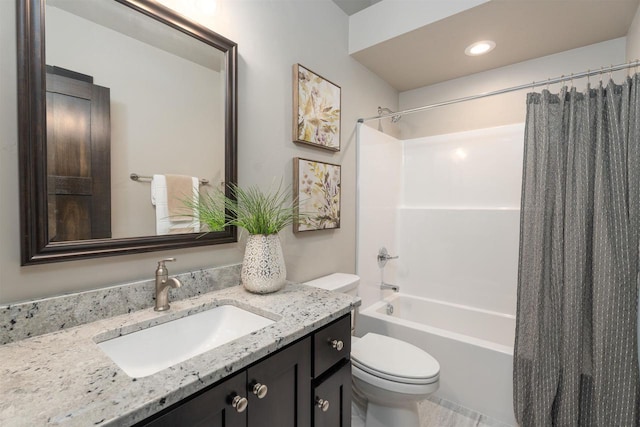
[304,273,440,427]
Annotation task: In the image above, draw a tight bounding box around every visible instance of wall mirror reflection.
[17,0,238,265]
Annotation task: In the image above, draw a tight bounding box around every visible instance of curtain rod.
[358,60,640,123]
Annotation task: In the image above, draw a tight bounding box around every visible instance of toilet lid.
[351,333,440,384]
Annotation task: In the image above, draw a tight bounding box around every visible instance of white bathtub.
[356,293,517,426]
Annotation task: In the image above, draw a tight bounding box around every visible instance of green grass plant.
[185,181,299,235]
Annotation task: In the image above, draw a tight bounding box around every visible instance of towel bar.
[130,173,209,186]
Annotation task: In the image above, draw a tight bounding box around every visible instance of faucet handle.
[156,258,176,276]
[377,247,398,268]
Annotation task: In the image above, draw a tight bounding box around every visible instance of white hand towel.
[151,174,171,235]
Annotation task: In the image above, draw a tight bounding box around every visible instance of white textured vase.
[241,234,287,294]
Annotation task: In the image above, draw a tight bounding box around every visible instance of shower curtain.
[513,74,640,426]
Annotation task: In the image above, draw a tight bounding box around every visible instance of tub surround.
[0,278,360,426]
[1,263,242,344]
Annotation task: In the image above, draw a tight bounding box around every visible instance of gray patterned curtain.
[513,73,640,426]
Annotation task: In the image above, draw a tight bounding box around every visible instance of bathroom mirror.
[17,0,238,265]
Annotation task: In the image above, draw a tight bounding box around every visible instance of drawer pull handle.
[231,395,248,413]
[315,397,330,412]
[330,339,344,351]
[252,383,268,399]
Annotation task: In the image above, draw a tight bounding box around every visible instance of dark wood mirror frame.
[17,0,238,265]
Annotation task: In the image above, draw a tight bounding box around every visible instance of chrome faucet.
[154,258,182,311]
[377,247,399,268]
[378,247,400,292]
[380,282,399,292]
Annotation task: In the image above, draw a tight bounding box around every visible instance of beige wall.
[628,4,640,61]
[398,38,627,139]
[0,0,398,304]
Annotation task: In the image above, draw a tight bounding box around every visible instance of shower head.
[378,106,402,123]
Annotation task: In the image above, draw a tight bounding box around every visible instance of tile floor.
[352,396,514,427]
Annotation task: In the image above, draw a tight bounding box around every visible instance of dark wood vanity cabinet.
[313,361,352,427]
[141,371,246,427]
[312,315,352,427]
[313,314,351,377]
[137,314,351,427]
[246,337,311,426]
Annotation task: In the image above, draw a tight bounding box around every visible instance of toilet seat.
[352,359,439,385]
[351,333,440,385]
[352,363,439,397]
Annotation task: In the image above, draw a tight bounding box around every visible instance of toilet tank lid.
[304,273,360,292]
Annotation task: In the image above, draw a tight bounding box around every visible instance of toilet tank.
[304,273,360,296]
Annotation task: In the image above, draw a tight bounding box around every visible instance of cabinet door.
[46,71,111,241]
[247,337,311,427]
[313,361,352,427]
[140,371,246,427]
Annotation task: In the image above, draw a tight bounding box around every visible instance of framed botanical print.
[293,157,341,232]
[293,64,341,151]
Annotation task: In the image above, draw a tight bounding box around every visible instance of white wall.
[357,122,522,315]
[402,125,523,208]
[398,38,627,138]
[0,0,398,304]
[628,4,640,61]
[398,124,524,315]
[46,5,224,238]
[356,124,402,309]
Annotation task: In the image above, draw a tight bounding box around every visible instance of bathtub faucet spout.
[381,282,399,292]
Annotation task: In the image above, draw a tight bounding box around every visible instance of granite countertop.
[0,283,360,426]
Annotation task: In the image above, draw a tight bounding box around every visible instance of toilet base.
[352,368,434,427]
[365,400,420,427]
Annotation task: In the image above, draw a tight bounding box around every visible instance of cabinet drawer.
[313,314,351,378]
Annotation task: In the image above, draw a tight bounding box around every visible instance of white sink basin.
[97,305,275,378]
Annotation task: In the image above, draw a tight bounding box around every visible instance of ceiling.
[332,0,381,15]
[335,0,639,92]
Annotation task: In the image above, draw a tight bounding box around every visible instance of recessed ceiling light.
[465,40,496,56]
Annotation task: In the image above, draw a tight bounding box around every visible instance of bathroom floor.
[351,396,513,427]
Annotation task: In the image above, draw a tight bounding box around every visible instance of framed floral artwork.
[293,64,341,151]
[293,157,341,232]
